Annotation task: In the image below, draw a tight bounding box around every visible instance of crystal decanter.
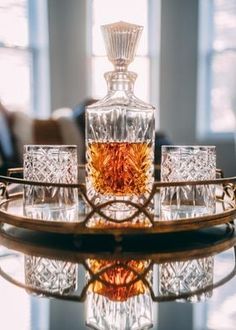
[86,22,155,222]
[86,258,153,330]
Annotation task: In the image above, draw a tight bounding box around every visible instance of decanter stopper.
[101,21,143,72]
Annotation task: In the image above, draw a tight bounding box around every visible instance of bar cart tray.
[0,172,235,236]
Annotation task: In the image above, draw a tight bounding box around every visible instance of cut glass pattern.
[24,256,77,295]
[86,21,155,223]
[23,145,78,221]
[159,257,214,302]
[86,292,153,330]
[86,258,153,329]
[160,146,216,220]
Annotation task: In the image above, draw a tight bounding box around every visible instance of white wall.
[159,0,236,176]
[47,0,88,111]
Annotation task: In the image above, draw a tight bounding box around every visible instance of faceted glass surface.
[86,22,155,225]
[159,257,214,302]
[101,21,143,68]
[23,145,78,221]
[87,259,151,301]
[160,146,216,220]
[86,256,153,329]
[86,123,154,197]
[24,256,77,295]
[86,292,153,330]
[86,93,155,220]
[92,0,148,56]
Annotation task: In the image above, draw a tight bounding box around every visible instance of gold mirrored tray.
[0,169,235,236]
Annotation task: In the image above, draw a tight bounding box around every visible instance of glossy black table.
[0,224,235,330]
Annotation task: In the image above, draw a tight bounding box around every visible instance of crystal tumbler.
[158,257,214,302]
[160,146,216,220]
[23,145,78,221]
[25,256,77,295]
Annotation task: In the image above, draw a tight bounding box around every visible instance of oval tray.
[0,191,235,236]
[0,224,235,263]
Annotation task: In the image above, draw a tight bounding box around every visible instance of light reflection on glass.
[24,256,77,295]
[86,259,153,330]
[159,257,214,302]
[91,0,150,101]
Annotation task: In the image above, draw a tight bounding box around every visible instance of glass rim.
[24,144,77,149]
[161,145,216,151]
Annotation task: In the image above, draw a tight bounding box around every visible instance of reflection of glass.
[86,209,153,228]
[88,259,150,301]
[86,259,153,330]
[160,146,216,220]
[86,292,153,330]
[23,145,78,221]
[159,257,214,302]
[24,256,77,295]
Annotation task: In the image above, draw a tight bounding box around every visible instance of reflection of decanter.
[86,22,155,214]
[86,258,153,330]
[88,259,151,301]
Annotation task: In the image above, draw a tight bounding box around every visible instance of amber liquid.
[88,259,149,302]
[87,142,152,196]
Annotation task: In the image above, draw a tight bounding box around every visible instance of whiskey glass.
[25,256,77,295]
[23,145,78,221]
[158,256,214,302]
[160,146,216,220]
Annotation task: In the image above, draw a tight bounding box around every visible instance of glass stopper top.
[101,21,143,72]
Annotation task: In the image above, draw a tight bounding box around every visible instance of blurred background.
[0,0,235,175]
[0,2,235,330]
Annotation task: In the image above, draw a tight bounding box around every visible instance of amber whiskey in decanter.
[88,259,150,302]
[88,141,152,196]
[86,22,155,222]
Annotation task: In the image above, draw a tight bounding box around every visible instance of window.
[0,0,49,117]
[198,0,236,136]
[88,0,160,107]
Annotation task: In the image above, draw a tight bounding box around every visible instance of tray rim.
[0,172,236,188]
[0,226,235,264]
[0,192,235,236]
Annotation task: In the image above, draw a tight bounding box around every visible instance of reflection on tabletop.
[0,226,235,329]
